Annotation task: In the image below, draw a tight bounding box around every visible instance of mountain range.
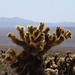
[0,17,75,27]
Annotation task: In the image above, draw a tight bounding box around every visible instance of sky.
[0,0,75,23]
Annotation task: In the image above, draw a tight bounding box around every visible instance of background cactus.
[5,23,72,75]
[45,52,75,75]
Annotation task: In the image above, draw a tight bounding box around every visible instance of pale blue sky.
[0,0,75,23]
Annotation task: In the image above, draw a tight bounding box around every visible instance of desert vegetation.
[0,23,74,75]
[45,52,75,75]
[0,50,75,75]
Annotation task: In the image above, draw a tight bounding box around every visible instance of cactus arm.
[16,25,25,40]
[8,33,26,47]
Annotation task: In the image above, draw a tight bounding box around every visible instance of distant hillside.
[0,17,75,27]
[0,17,37,27]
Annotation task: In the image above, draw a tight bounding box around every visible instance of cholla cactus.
[5,23,72,75]
[69,55,75,75]
[0,50,17,75]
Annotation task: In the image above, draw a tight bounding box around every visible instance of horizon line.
[0,17,75,23]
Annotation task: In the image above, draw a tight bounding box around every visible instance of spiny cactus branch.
[16,25,25,40]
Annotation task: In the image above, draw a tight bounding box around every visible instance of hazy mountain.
[0,17,75,27]
[0,17,37,27]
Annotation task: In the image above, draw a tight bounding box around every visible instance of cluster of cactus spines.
[6,23,72,75]
[8,23,72,57]
[45,52,75,75]
[69,54,75,75]
[0,50,18,75]
[16,25,25,40]
[5,48,17,63]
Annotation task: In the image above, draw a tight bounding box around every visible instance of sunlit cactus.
[6,23,72,75]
